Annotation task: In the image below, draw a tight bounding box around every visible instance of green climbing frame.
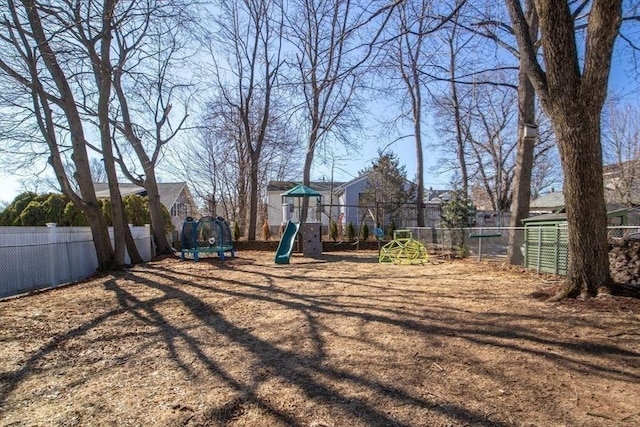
[379,229,429,264]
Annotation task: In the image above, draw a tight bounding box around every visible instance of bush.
[19,201,46,226]
[0,192,39,225]
[385,221,396,240]
[62,202,88,226]
[361,223,369,241]
[261,220,271,240]
[43,194,68,224]
[0,190,174,231]
[457,242,469,259]
[329,220,338,241]
[440,190,476,229]
[346,222,355,241]
[123,194,149,226]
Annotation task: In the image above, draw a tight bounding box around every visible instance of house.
[267,175,439,234]
[603,160,640,206]
[333,174,418,229]
[266,181,343,234]
[529,189,636,225]
[529,190,565,214]
[93,182,199,231]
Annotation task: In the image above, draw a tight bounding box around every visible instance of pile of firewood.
[609,237,640,284]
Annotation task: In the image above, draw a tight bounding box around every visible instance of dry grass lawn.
[1,251,639,427]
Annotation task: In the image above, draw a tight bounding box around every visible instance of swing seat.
[469,232,501,238]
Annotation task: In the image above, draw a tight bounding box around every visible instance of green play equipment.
[379,229,429,264]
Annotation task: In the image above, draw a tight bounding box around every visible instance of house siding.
[267,189,339,232]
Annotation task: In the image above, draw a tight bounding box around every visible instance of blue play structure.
[180,216,235,261]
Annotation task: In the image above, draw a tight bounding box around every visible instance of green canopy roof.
[281,184,322,198]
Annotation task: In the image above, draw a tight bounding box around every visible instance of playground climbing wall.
[301,223,322,258]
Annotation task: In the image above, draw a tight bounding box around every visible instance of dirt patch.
[1,251,639,426]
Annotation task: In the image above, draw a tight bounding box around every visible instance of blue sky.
[1,19,638,206]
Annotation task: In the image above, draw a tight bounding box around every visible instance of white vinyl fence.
[0,224,152,299]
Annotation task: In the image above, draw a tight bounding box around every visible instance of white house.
[266,181,343,234]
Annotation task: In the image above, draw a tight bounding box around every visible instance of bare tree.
[206,0,286,240]
[501,0,539,265]
[382,0,468,226]
[72,0,142,264]
[427,2,481,196]
[285,0,401,221]
[0,0,195,263]
[0,0,116,269]
[465,83,518,213]
[90,158,108,183]
[505,0,621,299]
[107,4,195,255]
[602,102,640,206]
[168,94,301,230]
[53,1,198,256]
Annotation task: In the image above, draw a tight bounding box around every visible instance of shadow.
[316,253,380,264]
[115,271,506,426]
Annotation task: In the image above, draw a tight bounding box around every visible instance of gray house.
[266,177,450,233]
[334,174,420,229]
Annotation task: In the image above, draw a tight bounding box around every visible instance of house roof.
[521,213,568,223]
[334,175,369,194]
[93,182,189,210]
[523,207,629,224]
[333,173,420,197]
[428,190,452,202]
[530,191,565,210]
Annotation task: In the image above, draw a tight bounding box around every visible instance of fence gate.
[523,216,569,275]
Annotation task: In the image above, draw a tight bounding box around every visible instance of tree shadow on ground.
[2,257,639,426]
[103,270,508,426]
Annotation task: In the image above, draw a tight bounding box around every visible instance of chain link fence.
[406,227,524,263]
[407,225,640,277]
[0,225,152,299]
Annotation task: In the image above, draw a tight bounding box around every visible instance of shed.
[522,214,569,275]
[522,209,628,275]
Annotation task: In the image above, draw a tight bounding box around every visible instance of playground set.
[378,229,429,264]
[272,184,431,265]
[274,184,323,264]
[180,216,235,261]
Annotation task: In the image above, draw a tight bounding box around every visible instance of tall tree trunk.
[21,0,116,270]
[414,122,425,227]
[248,155,260,240]
[144,174,172,255]
[301,132,318,224]
[507,70,536,264]
[412,71,425,227]
[553,109,610,298]
[92,0,131,266]
[506,0,620,298]
[507,0,538,265]
[111,70,174,256]
[448,39,468,197]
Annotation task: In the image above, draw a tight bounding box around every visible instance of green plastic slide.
[275,221,300,264]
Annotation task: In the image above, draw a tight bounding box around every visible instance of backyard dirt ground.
[1,251,639,427]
